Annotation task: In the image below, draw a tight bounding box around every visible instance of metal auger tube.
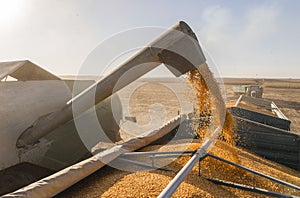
[158,127,220,198]
[16,21,206,148]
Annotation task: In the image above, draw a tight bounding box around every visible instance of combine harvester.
[1,21,216,197]
[1,21,299,197]
[0,60,123,195]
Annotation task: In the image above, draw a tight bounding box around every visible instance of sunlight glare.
[0,0,23,27]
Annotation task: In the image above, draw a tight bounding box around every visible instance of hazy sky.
[0,0,299,78]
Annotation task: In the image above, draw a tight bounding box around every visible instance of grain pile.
[58,140,300,197]
[103,141,300,197]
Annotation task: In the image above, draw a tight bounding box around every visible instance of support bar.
[117,158,176,172]
[122,150,196,156]
[150,154,192,159]
[206,178,297,198]
[157,127,220,198]
[234,95,243,107]
[207,153,300,191]
[271,102,289,120]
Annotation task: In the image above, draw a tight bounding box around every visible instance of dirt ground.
[118,77,300,132]
[57,140,300,198]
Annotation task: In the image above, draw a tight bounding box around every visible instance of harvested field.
[128,82,180,125]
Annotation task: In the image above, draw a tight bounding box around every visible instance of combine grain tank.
[0,60,122,195]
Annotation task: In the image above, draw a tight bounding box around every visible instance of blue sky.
[0,0,299,78]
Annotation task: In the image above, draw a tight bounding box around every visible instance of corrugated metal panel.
[234,116,300,170]
[240,95,273,110]
[230,107,291,131]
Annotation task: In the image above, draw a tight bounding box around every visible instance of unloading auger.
[16,21,211,148]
